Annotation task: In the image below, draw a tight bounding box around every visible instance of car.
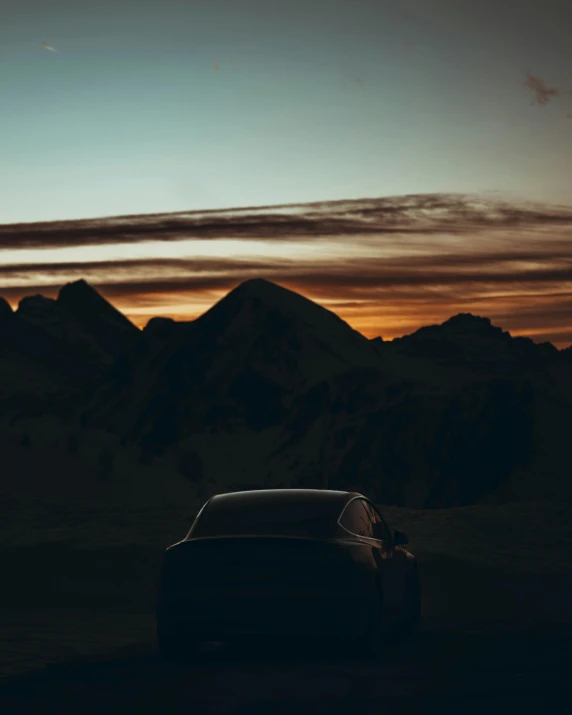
[155,488,421,659]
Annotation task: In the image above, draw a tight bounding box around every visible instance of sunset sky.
[1,0,572,346]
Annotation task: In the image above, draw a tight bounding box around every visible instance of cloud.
[0,246,570,291]
[2,193,572,251]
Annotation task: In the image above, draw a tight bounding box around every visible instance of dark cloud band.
[2,193,572,250]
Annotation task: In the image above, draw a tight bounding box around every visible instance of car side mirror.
[393,529,409,546]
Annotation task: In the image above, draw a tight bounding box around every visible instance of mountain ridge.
[1,278,570,507]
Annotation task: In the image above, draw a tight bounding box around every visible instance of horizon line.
[2,276,569,351]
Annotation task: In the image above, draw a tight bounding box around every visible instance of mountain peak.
[199,278,368,342]
[130,277,383,415]
[441,313,503,335]
[217,278,339,316]
[395,312,509,346]
[17,294,57,319]
[445,312,490,324]
[58,280,139,333]
[142,316,185,341]
[58,279,109,309]
[237,277,277,291]
[231,278,301,303]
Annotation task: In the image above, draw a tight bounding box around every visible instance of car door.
[359,500,409,625]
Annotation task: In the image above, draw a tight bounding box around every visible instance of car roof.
[185,489,366,540]
[207,488,362,512]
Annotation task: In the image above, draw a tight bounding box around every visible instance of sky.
[1,0,572,345]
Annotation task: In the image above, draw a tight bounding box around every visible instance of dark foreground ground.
[1,499,571,713]
[0,616,571,715]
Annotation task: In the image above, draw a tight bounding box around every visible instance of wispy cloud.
[2,193,572,250]
[0,250,570,290]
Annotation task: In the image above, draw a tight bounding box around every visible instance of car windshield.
[190,497,341,538]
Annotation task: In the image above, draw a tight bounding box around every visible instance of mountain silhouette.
[389,312,561,370]
[58,279,140,358]
[80,277,383,446]
[142,316,190,342]
[1,278,571,507]
[0,281,140,416]
[0,295,88,411]
[16,280,140,369]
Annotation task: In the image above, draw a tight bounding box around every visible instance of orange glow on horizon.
[4,282,571,348]
[115,292,572,347]
[2,195,571,348]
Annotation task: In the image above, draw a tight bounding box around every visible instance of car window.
[364,501,392,542]
[339,499,373,538]
[189,496,341,538]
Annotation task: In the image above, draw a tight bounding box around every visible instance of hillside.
[262,313,572,505]
[1,279,571,507]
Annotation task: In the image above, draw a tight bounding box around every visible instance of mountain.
[388,313,561,370]
[2,279,571,508]
[80,278,384,447]
[0,296,86,410]
[16,280,140,370]
[0,281,141,416]
[264,312,572,506]
[142,317,191,342]
[266,364,538,506]
[74,281,572,507]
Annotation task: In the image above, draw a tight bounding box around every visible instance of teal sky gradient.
[3,0,572,222]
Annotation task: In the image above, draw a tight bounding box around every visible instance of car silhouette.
[156,489,421,659]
